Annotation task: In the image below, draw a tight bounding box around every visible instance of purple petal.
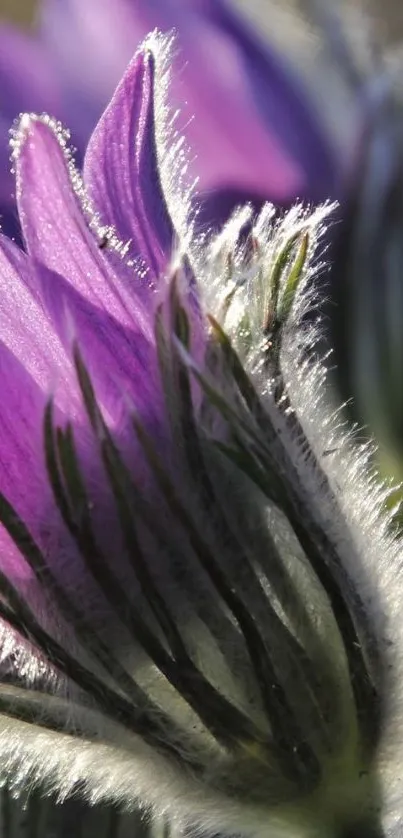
[0,242,157,594]
[0,235,79,412]
[14,115,144,324]
[0,342,61,582]
[0,275,142,606]
[0,297,165,620]
[30,260,162,428]
[0,341,117,611]
[83,47,173,279]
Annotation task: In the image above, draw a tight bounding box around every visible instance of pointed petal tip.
[116,27,172,93]
[139,27,175,58]
[10,112,38,163]
[10,112,71,170]
[83,28,176,281]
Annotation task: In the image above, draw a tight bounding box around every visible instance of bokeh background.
[0,0,34,25]
[2,0,403,42]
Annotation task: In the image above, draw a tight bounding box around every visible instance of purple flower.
[0,29,402,838]
[0,0,337,234]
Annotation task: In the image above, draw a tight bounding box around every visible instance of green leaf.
[264,229,302,334]
[278,231,310,323]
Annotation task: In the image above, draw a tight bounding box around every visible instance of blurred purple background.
[1,0,403,42]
